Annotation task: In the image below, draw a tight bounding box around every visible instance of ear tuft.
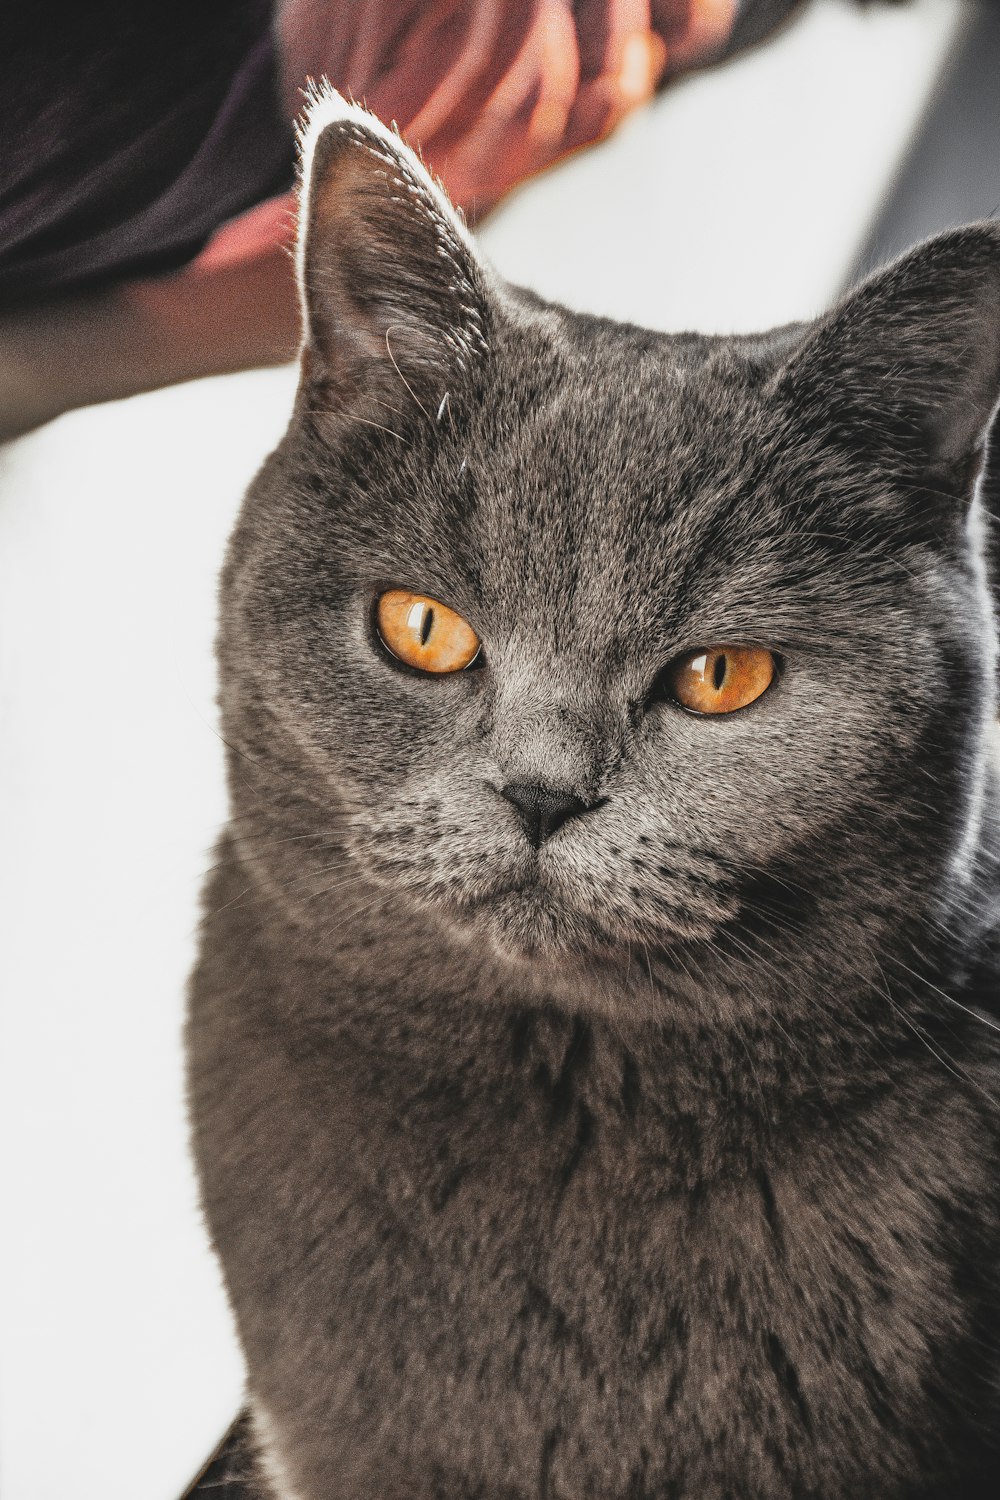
[293,83,490,435]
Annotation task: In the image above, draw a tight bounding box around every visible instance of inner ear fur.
[295,93,490,432]
[773,223,1000,501]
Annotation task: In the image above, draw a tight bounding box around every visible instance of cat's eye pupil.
[420,606,434,645]
[712,653,727,690]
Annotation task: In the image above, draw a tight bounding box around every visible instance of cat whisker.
[201,883,256,924]
[349,414,407,441]
[738,905,1000,1105]
[384,325,432,423]
[891,955,1000,1039]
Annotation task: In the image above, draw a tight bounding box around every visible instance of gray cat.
[187,87,1000,1500]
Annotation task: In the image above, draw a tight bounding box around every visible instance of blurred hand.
[275,1,735,214]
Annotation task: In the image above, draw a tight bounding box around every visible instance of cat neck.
[218,825,997,1151]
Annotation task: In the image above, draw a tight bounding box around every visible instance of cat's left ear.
[774,224,1000,504]
[294,85,491,433]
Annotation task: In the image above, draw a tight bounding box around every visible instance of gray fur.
[189,106,1000,1499]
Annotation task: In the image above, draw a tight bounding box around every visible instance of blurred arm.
[0,245,301,442]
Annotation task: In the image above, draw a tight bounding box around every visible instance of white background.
[0,3,968,1496]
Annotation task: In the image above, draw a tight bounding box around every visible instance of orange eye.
[376,590,481,674]
[668,645,776,715]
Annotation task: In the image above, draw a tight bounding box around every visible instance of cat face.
[222,89,1000,982]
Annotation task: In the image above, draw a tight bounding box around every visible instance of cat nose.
[500,783,592,848]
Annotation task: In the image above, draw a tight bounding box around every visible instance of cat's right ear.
[773,223,1000,509]
[294,86,491,438]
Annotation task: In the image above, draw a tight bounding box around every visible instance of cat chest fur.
[189,876,998,1500]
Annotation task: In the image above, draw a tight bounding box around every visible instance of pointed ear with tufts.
[294,86,491,438]
[774,224,1000,507]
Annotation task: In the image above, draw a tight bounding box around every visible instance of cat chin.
[428,874,721,979]
[448,884,607,963]
[449,886,677,976]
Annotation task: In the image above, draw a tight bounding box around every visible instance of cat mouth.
[455,878,625,959]
[475,887,584,956]
[455,873,723,958]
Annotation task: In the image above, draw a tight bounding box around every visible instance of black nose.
[501,783,591,848]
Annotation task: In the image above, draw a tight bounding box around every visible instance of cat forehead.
[496,311,776,462]
[465,335,779,522]
[299,318,799,578]
[368,390,796,623]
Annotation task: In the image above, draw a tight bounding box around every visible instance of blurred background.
[2,1,999,1496]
